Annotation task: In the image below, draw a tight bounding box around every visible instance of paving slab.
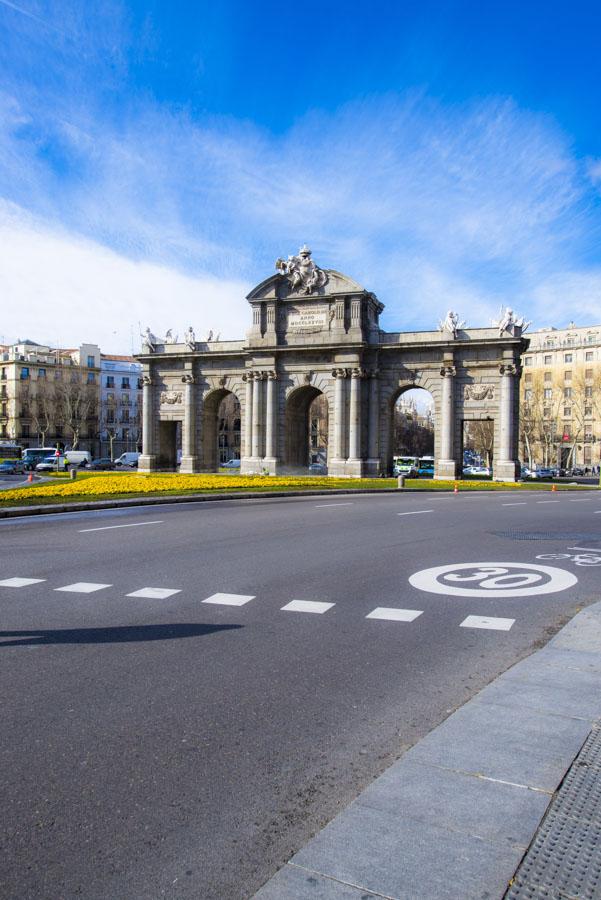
[471,667,601,721]
[254,865,385,899]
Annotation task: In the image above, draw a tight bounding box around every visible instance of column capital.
[242,371,255,382]
[332,367,350,379]
[142,375,154,386]
[500,363,519,376]
[267,370,277,380]
[351,367,367,379]
[440,365,456,378]
[181,373,196,384]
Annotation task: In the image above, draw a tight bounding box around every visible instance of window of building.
[87,371,95,384]
[87,355,95,368]
[122,409,130,423]
[38,368,46,378]
[121,377,130,389]
[562,425,571,439]
[563,407,571,417]
[585,407,593,417]
[524,372,532,383]
[543,407,551,418]
[544,388,552,399]
[525,389,533,401]
[586,351,594,361]
[585,369,593,379]
[106,392,114,403]
[137,377,143,389]
[563,387,572,398]
[564,370,572,381]
[585,386,593,398]
[544,355,552,364]
[564,353,573,363]
[584,447,592,464]
[0,367,5,380]
[121,393,129,404]
[20,367,29,379]
[107,410,115,424]
[106,375,115,388]
[54,369,62,380]
[544,371,552,382]
[524,357,532,366]
[587,334,597,343]
[584,432,594,442]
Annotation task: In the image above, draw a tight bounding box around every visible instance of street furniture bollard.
[397,474,405,489]
[70,469,77,481]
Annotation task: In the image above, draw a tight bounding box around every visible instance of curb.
[254,601,601,899]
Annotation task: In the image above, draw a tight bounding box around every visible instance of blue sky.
[1,0,601,352]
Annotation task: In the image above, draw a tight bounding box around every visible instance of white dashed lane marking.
[537,500,560,504]
[366,607,423,622]
[0,577,46,588]
[79,521,163,533]
[314,503,354,508]
[127,587,181,599]
[460,615,515,631]
[281,600,334,614]
[397,510,433,517]
[54,582,112,593]
[202,592,255,606]
[502,502,527,506]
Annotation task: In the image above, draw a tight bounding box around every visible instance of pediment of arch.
[246,269,369,302]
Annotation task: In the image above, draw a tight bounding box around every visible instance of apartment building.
[520,323,601,470]
[99,355,142,458]
[0,340,101,453]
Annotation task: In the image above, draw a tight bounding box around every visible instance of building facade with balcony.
[520,323,601,471]
[99,355,143,458]
[0,340,101,454]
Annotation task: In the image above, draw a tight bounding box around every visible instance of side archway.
[201,388,241,471]
[284,385,329,470]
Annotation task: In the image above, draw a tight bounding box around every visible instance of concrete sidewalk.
[255,601,601,899]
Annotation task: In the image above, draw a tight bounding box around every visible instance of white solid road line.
[78,521,164,533]
[314,503,354,508]
[397,510,433,516]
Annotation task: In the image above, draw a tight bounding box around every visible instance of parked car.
[89,458,116,471]
[221,459,241,469]
[528,467,553,480]
[0,460,25,474]
[308,463,327,475]
[35,455,67,472]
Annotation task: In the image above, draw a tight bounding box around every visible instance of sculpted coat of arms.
[275,245,328,295]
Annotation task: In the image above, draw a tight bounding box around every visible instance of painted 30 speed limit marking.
[409,562,578,598]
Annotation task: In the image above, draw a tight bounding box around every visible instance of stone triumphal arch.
[138,247,528,480]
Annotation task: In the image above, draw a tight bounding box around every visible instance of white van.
[115,452,139,468]
[65,450,91,467]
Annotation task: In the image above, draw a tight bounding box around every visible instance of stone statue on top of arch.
[275,245,328,295]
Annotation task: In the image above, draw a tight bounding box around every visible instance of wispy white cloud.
[0,200,250,353]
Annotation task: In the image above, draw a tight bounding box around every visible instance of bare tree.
[100,394,119,459]
[464,419,494,467]
[31,378,55,445]
[54,368,98,450]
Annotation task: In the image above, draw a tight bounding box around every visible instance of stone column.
[179,373,198,472]
[252,372,263,459]
[138,374,157,471]
[368,371,379,461]
[436,365,457,480]
[348,368,363,460]
[243,373,253,459]
[265,371,277,464]
[495,363,520,481]
[332,368,346,462]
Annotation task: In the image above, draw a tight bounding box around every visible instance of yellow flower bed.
[1,472,345,501]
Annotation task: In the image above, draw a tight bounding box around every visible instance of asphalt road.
[1,490,600,899]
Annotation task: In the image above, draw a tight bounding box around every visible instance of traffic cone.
[453,482,459,494]
[551,483,557,492]
[27,473,33,483]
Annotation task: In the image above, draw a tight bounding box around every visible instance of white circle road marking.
[409,562,578,597]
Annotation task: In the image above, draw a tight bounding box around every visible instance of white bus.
[22,447,58,470]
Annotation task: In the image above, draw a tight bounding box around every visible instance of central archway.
[285,386,328,470]
[388,386,435,475]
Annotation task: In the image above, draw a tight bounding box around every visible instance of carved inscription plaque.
[288,309,327,331]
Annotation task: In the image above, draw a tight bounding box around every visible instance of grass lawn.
[0,470,596,509]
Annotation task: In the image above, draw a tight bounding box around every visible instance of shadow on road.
[0,622,242,647]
